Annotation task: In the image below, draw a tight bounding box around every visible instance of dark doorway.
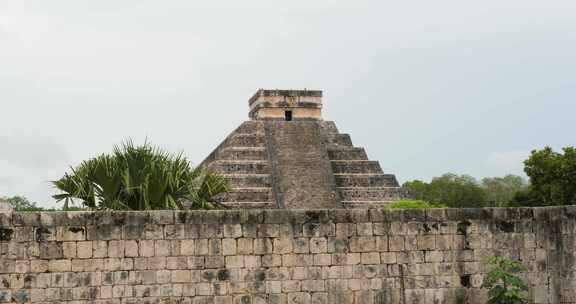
[285,111,293,121]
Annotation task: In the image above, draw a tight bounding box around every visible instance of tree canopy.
[522,146,576,206]
[404,173,487,208]
[482,175,528,207]
[0,196,45,211]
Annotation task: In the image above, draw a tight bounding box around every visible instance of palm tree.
[52,140,230,210]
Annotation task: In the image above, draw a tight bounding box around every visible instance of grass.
[385,200,447,209]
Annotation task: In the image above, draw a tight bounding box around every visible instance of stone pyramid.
[199,89,409,209]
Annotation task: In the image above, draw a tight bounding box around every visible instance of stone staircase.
[201,121,276,209]
[265,121,340,209]
[322,122,410,208]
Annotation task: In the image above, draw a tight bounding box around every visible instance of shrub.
[52,140,230,210]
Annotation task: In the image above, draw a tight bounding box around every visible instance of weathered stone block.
[124,240,139,257]
[123,225,145,240]
[87,225,121,241]
[222,238,237,256]
[262,255,282,267]
[254,238,273,255]
[48,259,71,272]
[309,238,327,254]
[143,224,164,240]
[107,240,125,257]
[226,255,244,268]
[274,238,294,254]
[336,223,355,238]
[223,224,243,238]
[138,240,154,257]
[12,212,41,226]
[30,259,48,273]
[361,252,380,265]
[356,223,373,236]
[350,237,376,252]
[154,240,171,256]
[244,255,261,268]
[258,224,280,237]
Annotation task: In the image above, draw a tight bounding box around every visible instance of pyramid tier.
[222,174,271,188]
[208,160,270,175]
[327,147,368,160]
[225,134,265,147]
[216,188,272,203]
[234,121,264,134]
[216,147,267,161]
[331,160,382,174]
[324,134,353,147]
[334,174,399,188]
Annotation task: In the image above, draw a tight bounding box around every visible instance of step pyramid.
[199,89,410,209]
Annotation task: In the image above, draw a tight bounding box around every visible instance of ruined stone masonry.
[0,207,574,303]
[200,89,410,209]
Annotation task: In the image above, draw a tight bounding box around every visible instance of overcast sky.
[1,1,575,207]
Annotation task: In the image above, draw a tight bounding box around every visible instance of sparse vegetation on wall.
[482,256,529,304]
[385,199,446,209]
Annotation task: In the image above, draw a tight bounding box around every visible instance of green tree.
[523,146,576,206]
[402,180,429,201]
[481,175,528,207]
[403,173,486,208]
[511,187,541,207]
[52,140,231,210]
[482,256,528,304]
[0,195,45,211]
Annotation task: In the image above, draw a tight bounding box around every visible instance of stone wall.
[0,207,574,303]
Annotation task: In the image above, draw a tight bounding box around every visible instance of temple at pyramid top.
[249,89,323,121]
[200,88,410,209]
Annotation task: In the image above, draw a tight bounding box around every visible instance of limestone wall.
[0,207,574,303]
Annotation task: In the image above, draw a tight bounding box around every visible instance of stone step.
[338,187,409,201]
[331,160,382,174]
[319,121,339,134]
[334,174,399,187]
[216,188,272,202]
[217,147,267,161]
[324,134,353,147]
[327,147,368,160]
[222,174,271,188]
[221,201,276,209]
[225,134,265,147]
[209,160,270,174]
[234,121,264,134]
